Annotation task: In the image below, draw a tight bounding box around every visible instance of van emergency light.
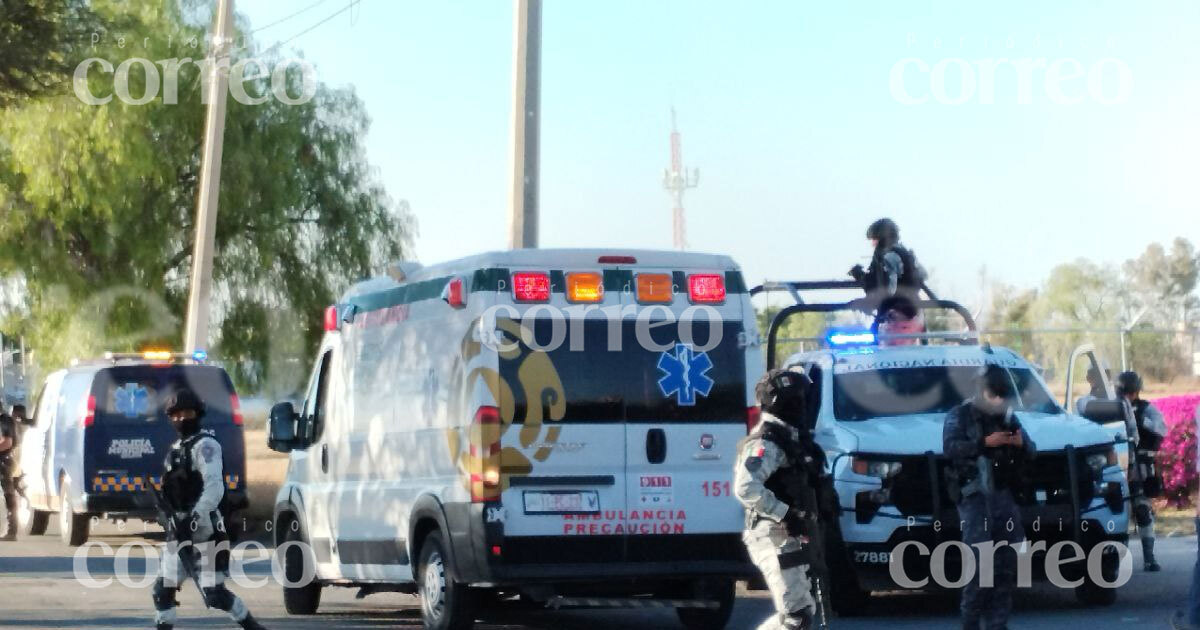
[566,272,603,303]
[827,330,877,346]
[103,350,210,363]
[636,273,673,303]
[512,272,551,302]
[687,274,726,303]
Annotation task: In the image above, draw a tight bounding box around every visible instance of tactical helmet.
[865,218,900,247]
[755,368,813,425]
[1115,371,1143,396]
[165,388,206,418]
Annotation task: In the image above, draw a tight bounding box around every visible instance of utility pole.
[183,0,234,354]
[662,107,699,250]
[507,0,542,249]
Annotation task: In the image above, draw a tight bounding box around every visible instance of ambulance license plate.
[523,491,600,515]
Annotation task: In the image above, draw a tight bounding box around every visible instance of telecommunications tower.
[662,107,699,250]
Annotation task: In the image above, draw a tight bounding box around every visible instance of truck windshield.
[833,366,1060,421]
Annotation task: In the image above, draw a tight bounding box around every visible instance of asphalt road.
[0,519,1194,630]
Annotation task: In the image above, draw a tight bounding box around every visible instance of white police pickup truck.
[756,281,1132,613]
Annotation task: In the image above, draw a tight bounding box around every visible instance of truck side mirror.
[1081,399,1126,425]
[268,402,301,453]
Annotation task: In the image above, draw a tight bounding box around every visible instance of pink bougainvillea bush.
[1152,394,1200,508]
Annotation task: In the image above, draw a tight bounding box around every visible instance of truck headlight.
[1085,448,1119,475]
[851,457,903,479]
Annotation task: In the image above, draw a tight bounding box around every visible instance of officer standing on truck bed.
[735,368,835,630]
[944,364,1037,630]
[848,218,928,311]
[150,389,266,630]
[1115,371,1167,572]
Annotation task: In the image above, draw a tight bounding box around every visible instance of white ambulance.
[267,249,762,630]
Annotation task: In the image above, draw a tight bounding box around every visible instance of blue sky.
[236,0,1200,304]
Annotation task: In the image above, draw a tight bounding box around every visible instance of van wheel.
[676,579,735,630]
[17,494,49,536]
[417,531,476,630]
[282,521,322,615]
[58,482,90,547]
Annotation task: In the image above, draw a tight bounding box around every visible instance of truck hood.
[836,412,1116,456]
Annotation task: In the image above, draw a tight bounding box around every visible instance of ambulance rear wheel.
[58,482,90,547]
[676,578,735,630]
[417,531,476,630]
[17,494,49,536]
[1075,544,1119,607]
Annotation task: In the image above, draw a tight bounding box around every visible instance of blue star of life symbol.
[114,383,150,419]
[656,344,715,406]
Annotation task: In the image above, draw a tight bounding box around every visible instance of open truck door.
[1064,343,1134,472]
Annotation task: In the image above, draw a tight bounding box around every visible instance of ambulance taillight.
[231,394,244,426]
[82,395,96,428]
[470,406,502,502]
[746,406,761,433]
[323,305,339,331]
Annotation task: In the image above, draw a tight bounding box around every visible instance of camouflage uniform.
[734,413,817,630]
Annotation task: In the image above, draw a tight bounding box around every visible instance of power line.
[263,0,360,54]
[251,0,332,34]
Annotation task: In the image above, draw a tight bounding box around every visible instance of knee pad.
[201,585,236,611]
[1135,504,1153,528]
[152,578,179,611]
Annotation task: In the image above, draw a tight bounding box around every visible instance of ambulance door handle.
[320,444,328,473]
[646,429,667,464]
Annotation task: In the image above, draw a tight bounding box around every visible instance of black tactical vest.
[760,423,820,516]
[162,434,206,512]
[865,243,922,293]
[1132,400,1164,452]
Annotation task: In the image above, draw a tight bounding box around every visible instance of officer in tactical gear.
[151,389,266,630]
[943,365,1037,630]
[0,407,18,541]
[734,368,833,630]
[1115,371,1167,572]
[848,218,927,311]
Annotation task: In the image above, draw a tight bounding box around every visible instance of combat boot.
[238,613,268,630]
[783,610,812,630]
[1143,538,1161,572]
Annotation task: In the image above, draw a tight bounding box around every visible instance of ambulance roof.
[342,248,741,300]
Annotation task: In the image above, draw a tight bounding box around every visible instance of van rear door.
[495,313,630,565]
[620,268,750,565]
[87,365,245,501]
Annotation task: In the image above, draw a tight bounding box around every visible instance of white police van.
[757,281,1132,613]
[267,249,762,630]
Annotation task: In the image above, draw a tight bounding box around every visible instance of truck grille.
[885,450,1098,516]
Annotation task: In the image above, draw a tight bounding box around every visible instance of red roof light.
[688,274,726,303]
[512,272,551,302]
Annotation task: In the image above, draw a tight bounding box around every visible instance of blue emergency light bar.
[827,330,877,346]
[192,349,208,362]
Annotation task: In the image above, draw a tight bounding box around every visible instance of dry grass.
[243,429,288,524]
[1158,501,1199,537]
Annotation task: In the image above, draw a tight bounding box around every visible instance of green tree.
[0,0,98,107]
[983,283,1038,357]
[0,1,413,391]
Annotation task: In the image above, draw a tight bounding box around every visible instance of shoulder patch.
[745,456,763,472]
[755,446,766,457]
[199,442,217,464]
